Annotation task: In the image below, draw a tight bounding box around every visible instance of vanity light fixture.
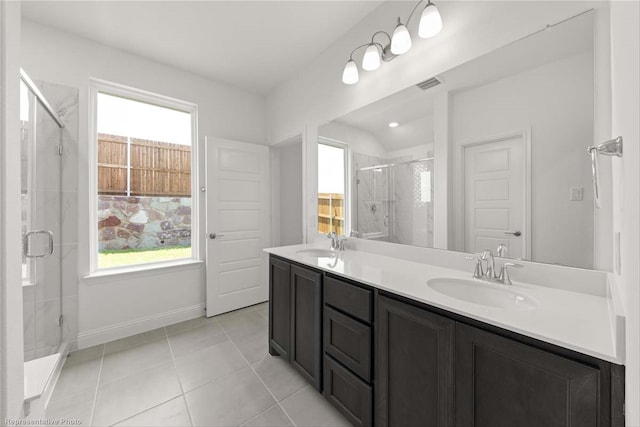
[342,0,443,84]
[388,122,399,128]
[362,43,382,71]
[342,59,359,85]
[391,18,412,55]
[419,1,443,38]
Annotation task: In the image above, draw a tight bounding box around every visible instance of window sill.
[83,259,204,284]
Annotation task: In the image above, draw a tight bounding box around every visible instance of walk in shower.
[354,157,434,247]
[20,69,67,409]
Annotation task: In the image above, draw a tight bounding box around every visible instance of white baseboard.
[76,304,205,349]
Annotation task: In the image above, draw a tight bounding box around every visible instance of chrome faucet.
[481,249,497,279]
[497,243,507,257]
[498,262,523,285]
[465,255,484,279]
[466,249,523,285]
[327,232,346,251]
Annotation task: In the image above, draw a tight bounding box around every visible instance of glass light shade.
[362,44,381,71]
[391,22,412,55]
[418,3,443,38]
[342,59,359,85]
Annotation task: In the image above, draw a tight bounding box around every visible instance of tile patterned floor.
[46,303,351,426]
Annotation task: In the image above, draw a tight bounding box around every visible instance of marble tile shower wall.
[23,81,79,359]
[390,160,434,247]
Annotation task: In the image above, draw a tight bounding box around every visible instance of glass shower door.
[355,167,390,241]
[21,79,62,362]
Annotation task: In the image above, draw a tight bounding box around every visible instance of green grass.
[98,246,192,269]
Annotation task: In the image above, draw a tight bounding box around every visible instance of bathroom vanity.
[265,245,625,427]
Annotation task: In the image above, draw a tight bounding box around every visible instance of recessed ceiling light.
[388,122,399,128]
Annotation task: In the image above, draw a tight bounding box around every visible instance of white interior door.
[206,138,270,317]
[463,135,527,258]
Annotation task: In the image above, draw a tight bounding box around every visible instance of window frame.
[317,137,350,236]
[89,79,199,273]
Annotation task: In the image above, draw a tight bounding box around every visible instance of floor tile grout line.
[278,383,311,404]
[107,327,188,427]
[108,396,183,427]
[97,339,176,388]
[217,315,298,427]
[88,344,106,427]
[238,402,281,427]
[164,325,196,427]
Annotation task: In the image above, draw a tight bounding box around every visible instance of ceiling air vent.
[416,77,442,91]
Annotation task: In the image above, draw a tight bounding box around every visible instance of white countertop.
[265,243,624,364]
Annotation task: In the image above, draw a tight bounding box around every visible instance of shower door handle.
[24,230,54,258]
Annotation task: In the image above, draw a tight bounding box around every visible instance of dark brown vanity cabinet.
[269,255,623,427]
[268,256,323,391]
[268,256,291,359]
[323,275,374,427]
[456,323,602,427]
[290,264,323,390]
[376,294,455,427]
[376,293,620,427]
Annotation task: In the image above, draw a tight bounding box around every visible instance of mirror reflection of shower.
[354,155,434,248]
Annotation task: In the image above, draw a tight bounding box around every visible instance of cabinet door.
[376,294,454,427]
[324,306,372,382]
[324,355,373,427]
[456,323,601,427]
[291,264,323,390]
[268,257,291,358]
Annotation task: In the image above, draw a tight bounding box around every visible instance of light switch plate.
[569,187,584,201]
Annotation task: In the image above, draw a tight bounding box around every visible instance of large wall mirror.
[318,11,610,270]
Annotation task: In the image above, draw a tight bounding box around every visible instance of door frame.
[270,134,304,248]
[453,128,532,259]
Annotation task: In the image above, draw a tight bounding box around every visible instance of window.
[317,140,347,235]
[91,81,197,270]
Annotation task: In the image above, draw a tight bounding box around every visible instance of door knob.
[209,233,225,239]
[504,230,522,237]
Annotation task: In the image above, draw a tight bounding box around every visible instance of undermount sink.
[296,248,337,258]
[427,278,537,310]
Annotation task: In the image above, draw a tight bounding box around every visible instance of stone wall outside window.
[98,195,191,250]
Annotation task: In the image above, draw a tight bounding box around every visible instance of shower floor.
[24,353,59,402]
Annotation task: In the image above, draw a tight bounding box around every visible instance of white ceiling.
[21,1,383,95]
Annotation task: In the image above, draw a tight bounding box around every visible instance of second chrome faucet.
[466,248,523,285]
[327,232,346,251]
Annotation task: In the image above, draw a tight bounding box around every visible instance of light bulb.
[362,44,381,71]
[342,59,359,85]
[391,20,412,55]
[388,122,399,128]
[418,2,443,39]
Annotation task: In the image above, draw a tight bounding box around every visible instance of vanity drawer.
[324,306,372,382]
[324,355,373,427]
[324,275,373,323]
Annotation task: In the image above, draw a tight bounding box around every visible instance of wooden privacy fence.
[318,193,344,235]
[98,133,191,196]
